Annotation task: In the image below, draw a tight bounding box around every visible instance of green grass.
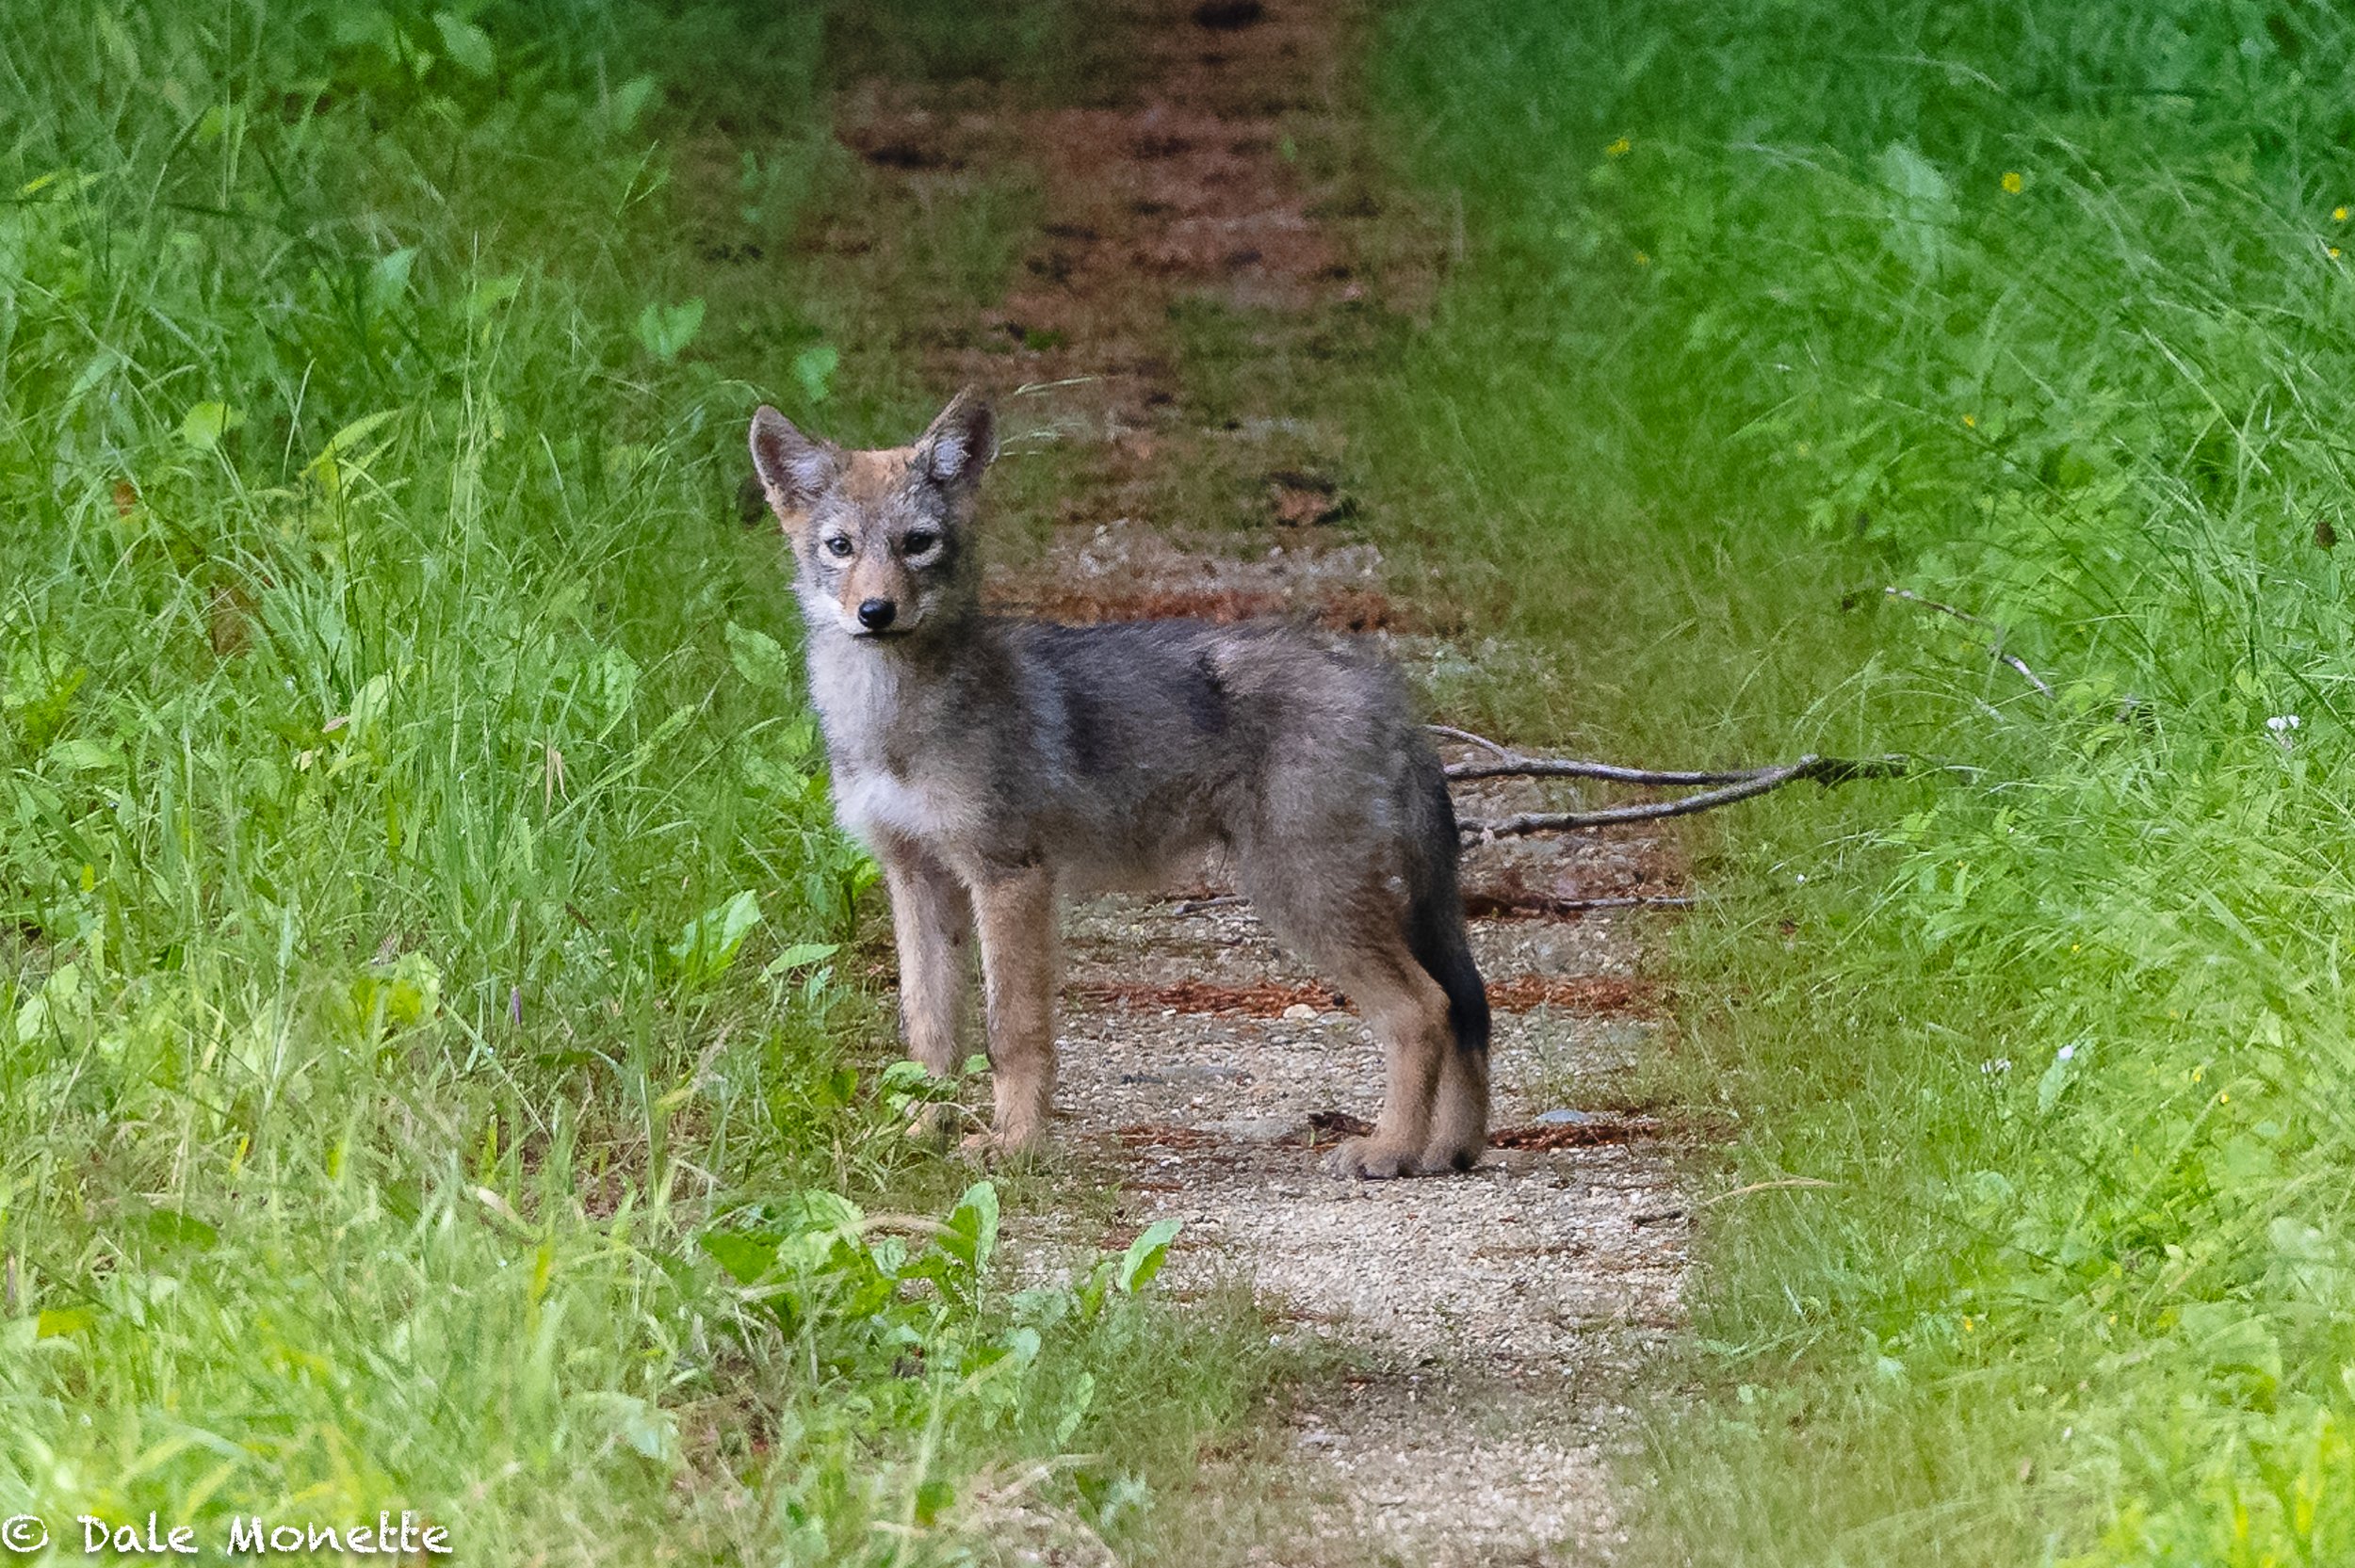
[30,0,2355,1559]
[1363,0,2355,1560]
[0,4,1276,1562]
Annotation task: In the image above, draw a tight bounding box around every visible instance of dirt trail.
[830,3,1688,1560]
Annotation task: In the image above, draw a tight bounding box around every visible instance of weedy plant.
[0,3,1268,1561]
[1369,0,2355,1560]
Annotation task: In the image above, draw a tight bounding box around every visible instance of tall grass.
[0,4,1267,1561]
[1370,0,2355,1559]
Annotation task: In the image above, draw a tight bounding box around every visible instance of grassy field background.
[0,4,1272,1562]
[1365,0,2355,1560]
[12,0,2355,1561]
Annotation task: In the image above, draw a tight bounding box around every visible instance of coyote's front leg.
[879,840,973,1138]
[969,865,1059,1156]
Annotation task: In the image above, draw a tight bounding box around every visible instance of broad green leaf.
[466,272,522,323]
[946,1180,1000,1275]
[330,7,398,52]
[350,952,443,1036]
[792,343,839,405]
[138,1210,219,1251]
[44,737,121,772]
[37,1305,97,1338]
[1876,141,1954,275]
[605,75,658,135]
[906,1181,1000,1307]
[724,621,796,691]
[636,299,706,363]
[179,400,244,451]
[1116,1218,1182,1294]
[671,890,762,983]
[366,248,416,316]
[307,408,403,495]
[762,942,839,978]
[699,1230,779,1285]
[432,11,495,77]
[616,1395,676,1463]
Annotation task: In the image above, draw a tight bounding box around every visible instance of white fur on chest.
[832,764,973,845]
[804,634,972,848]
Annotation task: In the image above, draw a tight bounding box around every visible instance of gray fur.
[749,391,1489,1176]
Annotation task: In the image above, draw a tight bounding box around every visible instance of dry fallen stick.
[1156,727,1919,877]
[1442,734,1915,840]
[1166,890,1692,916]
[1169,894,1248,915]
[1436,725,1789,787]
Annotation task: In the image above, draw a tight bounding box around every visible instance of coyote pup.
[747,390,1490,1177]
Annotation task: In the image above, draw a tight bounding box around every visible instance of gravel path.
[1051,788,1687,1565]
[823,2,1692,1559]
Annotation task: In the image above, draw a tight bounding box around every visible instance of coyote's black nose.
[856,598,898,631]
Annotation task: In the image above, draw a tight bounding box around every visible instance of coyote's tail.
[1405,769,1491,1059]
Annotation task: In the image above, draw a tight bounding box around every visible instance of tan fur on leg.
[1423,1042,1491,1172]
[970,868,1059,1153]
[1324,951,1453,1179]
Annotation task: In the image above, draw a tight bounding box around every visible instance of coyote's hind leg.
[1247,865,1455,1178]
[1422,1038,1491,1173]
[1321,950,1454,1178]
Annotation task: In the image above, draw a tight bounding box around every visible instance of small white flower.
[2055,1043,2076,1062]
[2266,714,2302,733]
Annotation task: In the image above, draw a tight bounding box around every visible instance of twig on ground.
[1161,891,1695,916]
[1875,585,2055,698]
[1455,753,1914,840]
[1438,726,1788,786]
[1632,1175,1836,1227]
[1170,894,1248,915]
[1427,722,1517,762]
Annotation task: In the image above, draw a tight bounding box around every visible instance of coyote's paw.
[958,1128,1047,1170]
[1326,1136,1423,1180]
[1419,1133,1486,1173]
[905,1102,967,1146]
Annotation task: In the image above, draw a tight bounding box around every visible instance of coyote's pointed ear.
[748,405,836,523]
[913,387,996,491]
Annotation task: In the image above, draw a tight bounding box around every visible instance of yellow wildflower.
[1962,413,1977,428]
[2336,206,2348,222]
[1606,137,1632,158]
[1633,250,1650,266]
[2001,171,2023,195]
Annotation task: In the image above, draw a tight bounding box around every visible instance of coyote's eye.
[822,534,853,558]
[901,529,940,558]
